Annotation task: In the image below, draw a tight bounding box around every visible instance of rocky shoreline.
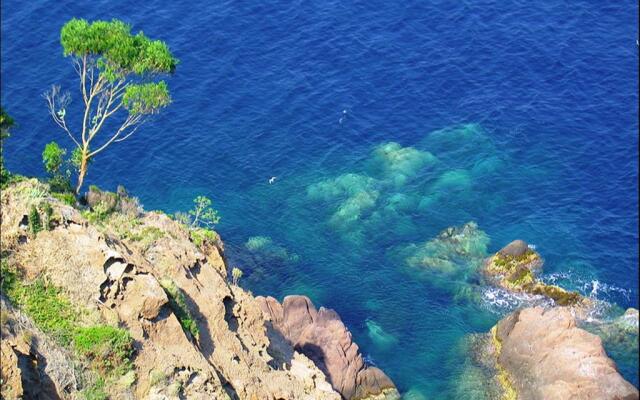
[1,179,638,399]
[0,179,398,399]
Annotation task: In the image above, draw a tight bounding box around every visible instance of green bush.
[42,202,54,230]
[74,325,133,374]
[52,192,76,207]
[0,263,77,345]
[190,227,218,248]
[159,278,199,339]
[28,205,42,235]
[82,202,112,224]
[127,226,164,248]
[81,376,108,400]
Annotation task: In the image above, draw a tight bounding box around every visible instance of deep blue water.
[2,1,638,397]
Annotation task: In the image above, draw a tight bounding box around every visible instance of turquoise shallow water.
[2,0,638,397]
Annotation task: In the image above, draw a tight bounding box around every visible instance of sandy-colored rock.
[494,307,639,400]
[1,180,342,400]
[256,295,400,400]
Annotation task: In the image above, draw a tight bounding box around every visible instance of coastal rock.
[483,240,585,307]
[493,306,639,400]
[498,239,529,258]
[256,295,400,400]
[1,180,342,399]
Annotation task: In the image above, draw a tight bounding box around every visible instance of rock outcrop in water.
[256,295,400,400]
[483,239,587,307]
[0,179,395,399]
[491,306,639,400]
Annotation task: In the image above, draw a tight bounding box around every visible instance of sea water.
[2,0,638,397]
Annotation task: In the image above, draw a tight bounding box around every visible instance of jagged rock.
[483,240,586,307]
[1,180,343,399]
[493,307,639,400]
[0,298,75,399]
[256,295,400,400]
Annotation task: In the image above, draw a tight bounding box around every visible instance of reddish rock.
[495,307,639,400]
[257,295,399,400]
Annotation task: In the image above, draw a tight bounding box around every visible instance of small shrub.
[82,202,112,224]
[127,226,164,248]
[1,264,77,345]
[231,267,243,286]
[42,202,54,230]
[159,278,199,339]
[52,192,76,207]
[188,195,221,228]
[190,227,218,248]
[82,376,108,400]
[28,205,42,235]
[74,325,133,374]
[149,369,167,387]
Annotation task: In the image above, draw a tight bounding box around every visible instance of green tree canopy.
[45,18,178,194]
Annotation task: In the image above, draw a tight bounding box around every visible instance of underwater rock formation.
[256,295,400,400]
[401,221,489,274]
[245,235,300,262]
[483,239,586,307]
[492,307,639,400]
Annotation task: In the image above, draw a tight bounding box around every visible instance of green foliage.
[0,264,77,345]
[159,278,199,339]
[81,376,108,400]
[61,18,177,81]
[0,106,14,138]
[42,141,74,193]
[127,226,164,248]
[1,106,15,188]
[231,267,243,286]
[74,325,133,374]
[190,227,218,248]
[123,81,171,116]
[52,192,77,206]
[42,141,66,175]
[82,202,112,224]
[42,202,54,230]
[71,147,86,171]
[29,205,43,235]
[188,195,221,229]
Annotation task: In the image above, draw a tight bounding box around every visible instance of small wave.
[481,287,552,314]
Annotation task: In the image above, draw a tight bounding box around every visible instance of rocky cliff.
[0,179,396,399]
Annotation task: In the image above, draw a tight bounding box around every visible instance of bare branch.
[88,113,144,158]
[43,85,81,148]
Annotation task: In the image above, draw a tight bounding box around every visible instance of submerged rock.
[492,307,639,400]
[256,295,400,400]
[402,222,489,274]
[245,235,300,262]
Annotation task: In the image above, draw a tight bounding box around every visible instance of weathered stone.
[498,239,529,258]
[257,295,400,400]
[494,307,639,400]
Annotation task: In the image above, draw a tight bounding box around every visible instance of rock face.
[483,240,586,307]
[256,295,400,400]
[494,307,639,400]
[1,180,344,399]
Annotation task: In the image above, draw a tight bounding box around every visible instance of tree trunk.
[75,150,89,195]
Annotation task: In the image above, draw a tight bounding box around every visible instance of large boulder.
[483,240,585,307]
[494,307,639,400]
[256,295,400,400]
